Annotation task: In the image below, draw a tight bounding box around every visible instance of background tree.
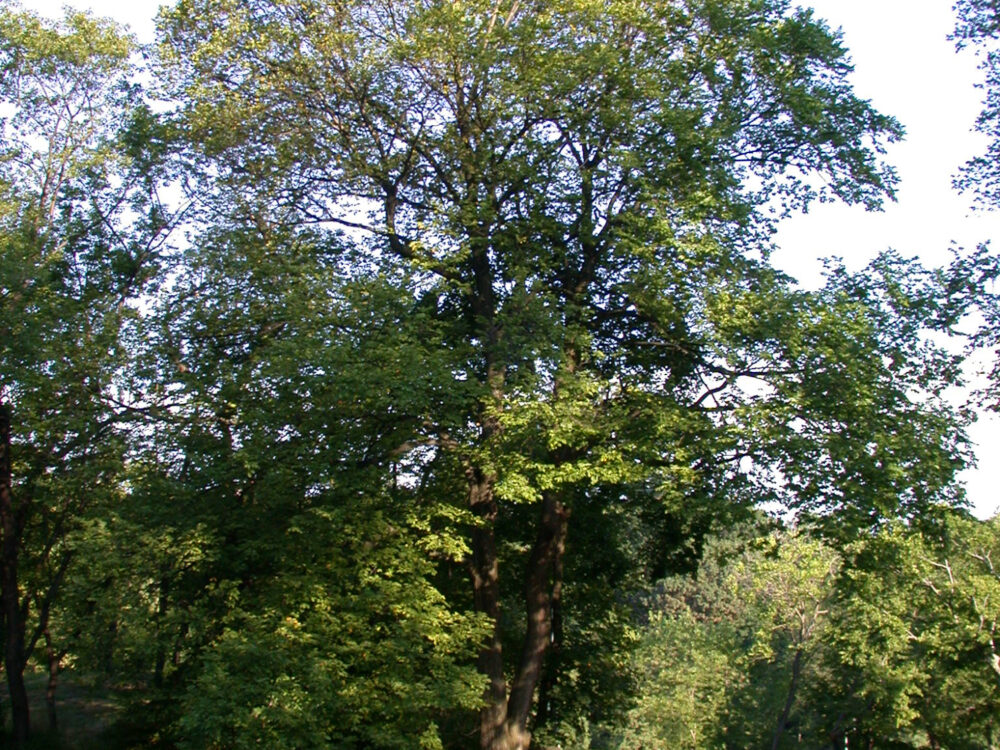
[156,1,972,747]
[949,0,1000,422]
[616,513,1000,750]
[826,513,1000,749]
[617,524,839,750]
[0,8,172,744]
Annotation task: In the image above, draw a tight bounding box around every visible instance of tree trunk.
[153,577,169,688]
[504,493,569,749]
[468,465,508,750]
[43,629,61,733]
[173,620,189,667]
[0,403,29,747]
[771,646,803,750]
[469,483,571,750]
[533,517,566,732]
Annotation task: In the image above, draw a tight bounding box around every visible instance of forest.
[2,0,1000,748]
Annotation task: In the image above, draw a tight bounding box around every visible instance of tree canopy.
[0,1,993,749]
[153,1,969,746]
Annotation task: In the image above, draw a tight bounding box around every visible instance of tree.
[87,219,491,748]
[619,515,1000,750]
[826,513,1000,748]
[618,525,839,750]
[950,0,1000,420]
[953,0,1000,206]
[156,1,968,747]
[0,8,171,744]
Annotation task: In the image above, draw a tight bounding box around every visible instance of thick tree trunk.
[533,519,565,732]
[466,212,513,749]
[469,482,571,750]
[504,493,569,749]
[0,403,29,747]
[468,465,508,750]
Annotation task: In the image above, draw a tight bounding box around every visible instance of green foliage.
[828,513,1000,747]
[617,525,839,749]
[0,9,170,738]
[619,515,1000,749]
[733,253,971,533]
[0,1,987,747]
[176,497,486,749]
[619,609,736,749]
[0,4,142,465]
[953,0,1000,206]
[85,217,490,747]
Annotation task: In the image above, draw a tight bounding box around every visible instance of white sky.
[24,0,1000,517]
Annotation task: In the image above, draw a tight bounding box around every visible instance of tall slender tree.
[0,8,172,743]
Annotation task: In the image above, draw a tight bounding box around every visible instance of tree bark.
[771,645,803,750]
[43,628,61,733]
[468,465,507,750]
[0,403,30,747]
[504,493,569,749]
[153,577,169,688]
[464,190,512,749]
[533,516,566,732]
